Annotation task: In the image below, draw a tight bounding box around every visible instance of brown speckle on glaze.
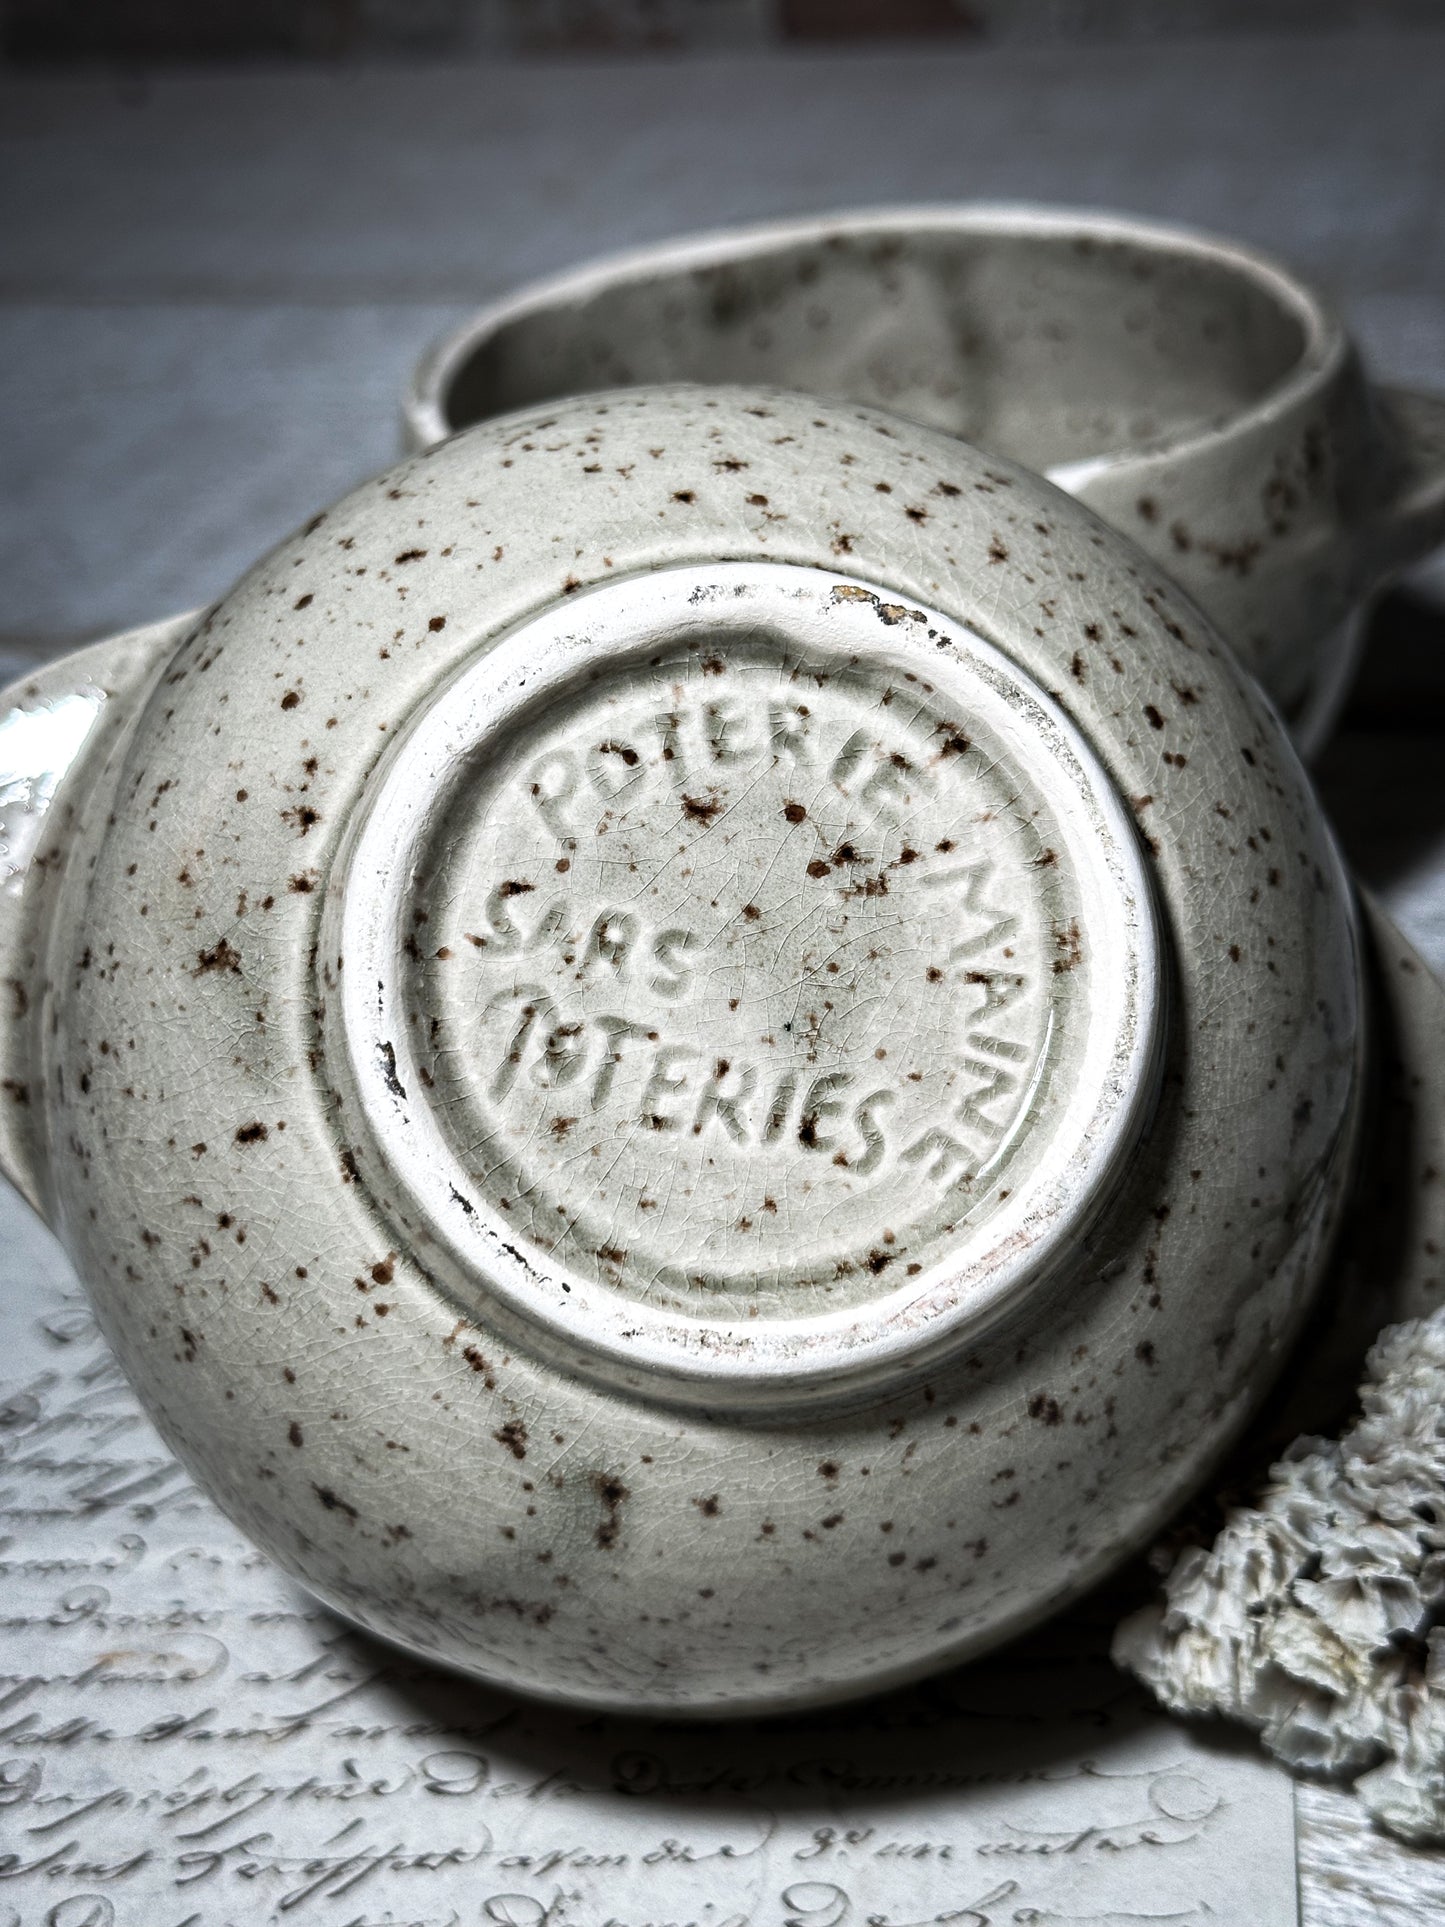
[18,380,1369,1721]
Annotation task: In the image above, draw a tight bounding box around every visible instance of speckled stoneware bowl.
[408,206,1445,757]
[0,383,1434,1715]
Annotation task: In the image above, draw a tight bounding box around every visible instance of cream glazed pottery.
[1,380,1435,1718]
[408,206,1445,757]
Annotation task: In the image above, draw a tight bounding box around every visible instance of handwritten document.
[0,1194,1298,1927]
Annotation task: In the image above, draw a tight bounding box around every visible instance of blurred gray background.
[2,1,1443,959]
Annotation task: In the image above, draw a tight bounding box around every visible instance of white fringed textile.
[1115,1312,1445,1845]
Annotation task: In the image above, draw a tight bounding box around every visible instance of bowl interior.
[439,222,1312,471]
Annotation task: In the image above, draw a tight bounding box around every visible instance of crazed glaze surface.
[2,386,1364,1712]
[329,563,1160,1405]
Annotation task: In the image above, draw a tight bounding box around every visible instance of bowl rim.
[404,200,1350,482]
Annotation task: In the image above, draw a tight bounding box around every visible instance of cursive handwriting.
[0,1269,1299,1926]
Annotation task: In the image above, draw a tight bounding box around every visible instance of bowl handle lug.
[0,611,198,1219]
[1361,385,1445,584]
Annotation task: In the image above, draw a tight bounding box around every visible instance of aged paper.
[0,1194,1298,1927]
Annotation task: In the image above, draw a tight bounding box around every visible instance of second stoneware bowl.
[1,383,1441,1713]
[408,205,1445,757]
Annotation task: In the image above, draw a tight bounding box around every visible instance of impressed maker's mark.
[410,645,1083,1315]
